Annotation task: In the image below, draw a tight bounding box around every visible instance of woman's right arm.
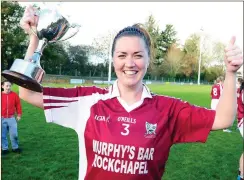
[19,5,43,109]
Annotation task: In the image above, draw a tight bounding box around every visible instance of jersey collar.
[109,80,152,100]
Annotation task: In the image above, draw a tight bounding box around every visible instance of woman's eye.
[135,54,142,58]
[118,55,126,58]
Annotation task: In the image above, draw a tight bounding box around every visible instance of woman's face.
[113,36,149,88]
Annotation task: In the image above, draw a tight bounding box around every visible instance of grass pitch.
[1,83,242,180]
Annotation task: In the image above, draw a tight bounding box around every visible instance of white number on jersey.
[213,88,218,96]
[121,123,130,136]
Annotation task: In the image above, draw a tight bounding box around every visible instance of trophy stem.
[27,38,48,65]
[35,38,48,55]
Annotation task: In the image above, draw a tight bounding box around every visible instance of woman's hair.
[1,80,12,91]
[238,78,244,92]
[216,76,224,83]
[111,23,154,60]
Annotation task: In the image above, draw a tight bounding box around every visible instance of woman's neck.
[117,81,143,105]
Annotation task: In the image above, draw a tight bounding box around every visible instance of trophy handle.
[56,23,81,42]
[30,26,38,37]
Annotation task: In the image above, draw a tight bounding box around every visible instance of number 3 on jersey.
[121,123,130,136]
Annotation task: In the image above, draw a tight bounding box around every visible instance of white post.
[197,27,204,85]
[108,36,113,85]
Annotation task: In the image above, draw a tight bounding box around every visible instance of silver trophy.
[2,3,80,92]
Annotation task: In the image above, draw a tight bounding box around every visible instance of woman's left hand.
[224,36,243,73]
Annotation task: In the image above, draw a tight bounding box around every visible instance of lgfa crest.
[144,122,157,138]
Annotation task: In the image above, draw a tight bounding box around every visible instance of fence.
[43,74,212,85]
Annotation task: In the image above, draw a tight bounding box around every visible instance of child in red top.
[1,80,22,155]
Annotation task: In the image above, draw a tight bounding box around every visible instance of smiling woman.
[17,4,243,180]
[111,24,152,105]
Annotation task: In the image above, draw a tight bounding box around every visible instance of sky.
[19,2,243,74]
[19,2,243,48]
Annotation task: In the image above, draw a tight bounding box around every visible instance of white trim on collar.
[109,80,152,100]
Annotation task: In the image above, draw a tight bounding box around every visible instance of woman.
[18,5,243,180]
[210,76,223,110]
[1,80,22,155]
[237,77,244,180]
[210,76,232,132]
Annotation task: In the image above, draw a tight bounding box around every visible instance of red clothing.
[237,88,244,123]
[43,83,215,180]
[1,91,22,118]
[211,83,222,99]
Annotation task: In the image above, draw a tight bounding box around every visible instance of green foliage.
[1,1,27,70]
[144,15,178,77]
[159,44,185,78]
[204,65,225,82]
[41,42,69,74]
[156,24,178,63]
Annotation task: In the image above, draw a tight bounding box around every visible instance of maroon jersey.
[237,88,244,124]
[211,83,223,99]
[43,81,215,180]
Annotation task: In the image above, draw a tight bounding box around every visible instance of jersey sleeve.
[15,93,22,116]
[43,86,108,132]
[242,90,244,103]
[169,99,216,144]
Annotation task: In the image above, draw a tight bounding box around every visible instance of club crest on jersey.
[144,122,157,138]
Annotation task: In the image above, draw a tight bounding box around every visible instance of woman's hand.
[20,5,39,40]
[224,36,243,73]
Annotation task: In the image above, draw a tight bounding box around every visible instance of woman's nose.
[125,56,135,67]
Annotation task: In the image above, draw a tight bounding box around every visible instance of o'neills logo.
[95,115,110,122]
[117,117,136,124]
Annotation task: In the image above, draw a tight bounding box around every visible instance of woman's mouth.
[123,70,138,75]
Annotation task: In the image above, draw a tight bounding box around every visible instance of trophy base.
[2,70,43,93]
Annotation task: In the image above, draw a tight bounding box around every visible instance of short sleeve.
[43,86,108,132]
[242,90,243,103]
[169,99,216,144]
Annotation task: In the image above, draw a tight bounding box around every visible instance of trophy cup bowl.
[2,3,80,92]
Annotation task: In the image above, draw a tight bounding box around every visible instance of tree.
[65,45,89,76]
[181,33,211,78]
[157,24,178,63]
[1,1,27,70]
[209,41,226,70]
[91,31,116,76]
[159,44,185,78]
[181,34,200,77]
[143,15,178,78]
[143,15,160,77]
[91,31,116,64]
[41,42,69,75]
[204,65,225,82]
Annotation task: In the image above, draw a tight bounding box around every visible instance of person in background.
[210,76,232,132]
[236,77,244,180]
[1,80,22,155]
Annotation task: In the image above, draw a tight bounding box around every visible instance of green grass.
[2,83,242,180]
